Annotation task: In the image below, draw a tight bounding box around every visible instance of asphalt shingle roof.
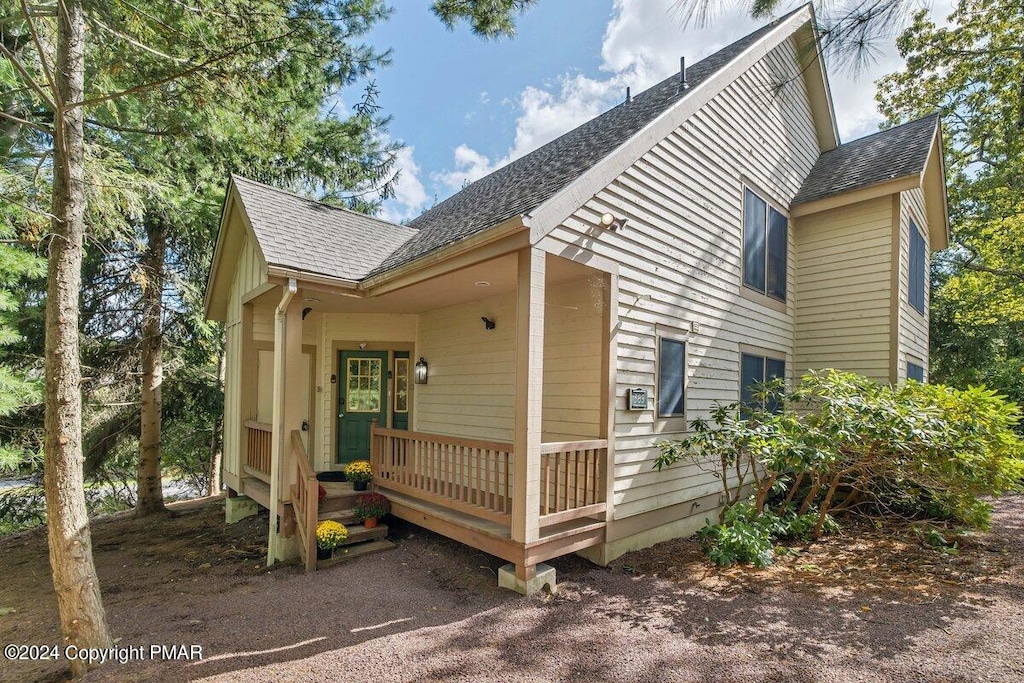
[370,7,807,276]
[792,113,939,205]
[230,175,418,281]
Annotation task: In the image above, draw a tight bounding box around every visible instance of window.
[740,352,786,413]
[907,361,925,383]
[909,220,926,314]
[743,187,788,302]
[657,338,686,418]
[394,357,409,413]
[346,358,382,412]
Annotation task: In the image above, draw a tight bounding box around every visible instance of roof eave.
[360,215,530,295]
[794,5,840,150]
[790,174,921,217]
[922,120,951,250]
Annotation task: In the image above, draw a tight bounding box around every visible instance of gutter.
[267,277,297,566]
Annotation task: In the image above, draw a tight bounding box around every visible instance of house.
[203,3,949,594]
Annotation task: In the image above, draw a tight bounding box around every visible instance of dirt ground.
[1,496,1022,683]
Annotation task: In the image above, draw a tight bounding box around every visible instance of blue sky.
[359,1,953,223]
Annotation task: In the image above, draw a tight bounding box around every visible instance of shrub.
[316,520,348,550]
[354,492,390,521]
[656,370,1024,565]
[344,460,373,485]
[318,484,327,502]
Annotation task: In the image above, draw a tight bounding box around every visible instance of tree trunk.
[43,1,113,674]
[136,218,166,515]
[206,347,225,496]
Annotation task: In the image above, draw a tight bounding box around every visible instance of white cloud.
[435,0,958,193]
[380,145,428,224]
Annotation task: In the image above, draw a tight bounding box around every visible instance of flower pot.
[316,546,332,561]
[363,516,378,529]
[353,480,368,491]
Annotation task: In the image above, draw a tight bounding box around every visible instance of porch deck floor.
[385,489,606,548]
[382,488,511,540]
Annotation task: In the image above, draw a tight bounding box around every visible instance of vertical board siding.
[223,231,268,480]
[898,188,930,381]
[794,196,894,381]
[540,37,820,519]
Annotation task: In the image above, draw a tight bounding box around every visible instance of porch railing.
[244,420,272,481]
[539,440,608,527]
[371,427,513,524]
[371,427,608,530]
[289,430,318,573]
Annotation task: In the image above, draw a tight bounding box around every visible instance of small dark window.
[657,338,686,418]
[909,220,926,314]
[740,352,786,413]
[907,362,925,383]
[742,187,788,302]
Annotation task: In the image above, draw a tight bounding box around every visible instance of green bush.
[657,370,1024,566]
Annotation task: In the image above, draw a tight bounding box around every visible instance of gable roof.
[793,113,940,205]
[372,4,812,276]
[231,175,417,282]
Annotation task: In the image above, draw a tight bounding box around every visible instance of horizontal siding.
[898,188,930,381]
[542,36,821,521]
[414,291,517,442]
[794,196,893,382]
[543,276,605,441]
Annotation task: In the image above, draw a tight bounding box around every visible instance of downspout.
[267,278,297,565]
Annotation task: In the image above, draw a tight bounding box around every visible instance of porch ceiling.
[250,252,594,315]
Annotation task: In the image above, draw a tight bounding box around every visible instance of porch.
[223,244,617,592]
[241,422,610,580]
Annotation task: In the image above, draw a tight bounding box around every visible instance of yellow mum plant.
[345,460,373,486]
[316,520,348,550]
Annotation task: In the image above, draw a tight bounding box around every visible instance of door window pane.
[395,358,409,413]
[347,357,382,412]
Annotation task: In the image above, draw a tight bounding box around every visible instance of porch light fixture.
[599,212,627,231]
[414,357,428,384]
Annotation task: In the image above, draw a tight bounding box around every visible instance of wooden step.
[318,482,367,513]
[316,539,395,569]
[337,523,388,547]
[317,509,357,524]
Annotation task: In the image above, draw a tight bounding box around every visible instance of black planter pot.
[316,546,332,561]
[353,481,368,492]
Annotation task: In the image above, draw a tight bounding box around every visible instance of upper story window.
[909,220,926,314]
[741,352,786,414]
[657,337,686,418]
[742,187,788,303]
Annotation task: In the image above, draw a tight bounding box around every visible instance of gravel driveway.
[3,496,1022,682]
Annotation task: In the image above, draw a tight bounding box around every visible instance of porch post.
[267,279,304,565]
[512,247,545,553]
[601,272,618,524]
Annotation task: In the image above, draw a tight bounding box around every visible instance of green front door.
[337,351,388,464]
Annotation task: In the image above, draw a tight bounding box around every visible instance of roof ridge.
[230,174,416,234]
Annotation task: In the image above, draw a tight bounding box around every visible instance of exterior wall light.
[599,212,627,231]
[414,357,429,384]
